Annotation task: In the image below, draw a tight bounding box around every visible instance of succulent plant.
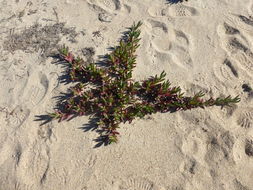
[48,21,240,145]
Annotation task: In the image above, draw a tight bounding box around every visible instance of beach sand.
[0,0,253,189]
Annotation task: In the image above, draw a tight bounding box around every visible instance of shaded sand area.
[0,0,253,189]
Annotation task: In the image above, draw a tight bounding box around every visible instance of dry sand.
[0,0,253,189]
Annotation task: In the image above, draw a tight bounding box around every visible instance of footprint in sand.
[245,139,253,157]
[0,141,31,190]
[119,177,159,190]
[21,71,48,107]
[181,129,207,163]
[87,0,122,13]
[17,141,50,185]
[47,155,96,189]
[146,19,193,69]
[223,22,240,35]
[148,3,199,18]
[48,72,60,92]
[21,71,58,108]
[100,0,121,11]
[73,154,97,173]
[233,135,253,186]
[12,142,23,167]
[171,29,193,69]
[7,105,30,129]
[236,108,253,129]
[147,5,166,18]
[0,141,23,169]
[37,123,55,142]
[146,20,171,52]
[179,156,197,176]
[87,0,125,23]
[14,182,34,190]
[48,166,90,189]
[174,30,190,47]
[226,13,253,34]
[170,44,193,69]
[217,22,253,77]
[232,49,253,75]
[212,58,239,85]
[204,131,235,168]
[162,4,199,17]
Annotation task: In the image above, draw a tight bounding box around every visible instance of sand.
[0,0,253,189]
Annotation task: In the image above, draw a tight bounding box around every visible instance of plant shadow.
[79,117,110,148]
[166,0,186,4]
[36,48,112,148]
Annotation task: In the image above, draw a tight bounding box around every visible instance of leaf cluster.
[49,21,240,145]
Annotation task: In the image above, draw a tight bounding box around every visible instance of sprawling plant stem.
[49,21,240,145]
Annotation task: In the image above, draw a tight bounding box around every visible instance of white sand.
[0,0,253,189]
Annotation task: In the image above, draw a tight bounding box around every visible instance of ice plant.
[48,21,240,145]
